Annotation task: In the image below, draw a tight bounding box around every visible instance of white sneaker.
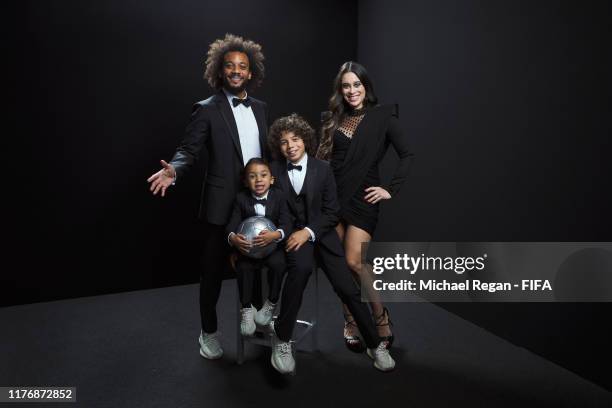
[271,334,295,374]
[255,299,276,326]
[199,331,223,359]
[367,342,396,372]
[240,306,256,336]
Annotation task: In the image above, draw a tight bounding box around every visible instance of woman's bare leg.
[336,223,362,343]
[343,225,391,338]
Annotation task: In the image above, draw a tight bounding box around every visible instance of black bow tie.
[232,97,251,108]
[252,197,267,206]
[287,163,303,171]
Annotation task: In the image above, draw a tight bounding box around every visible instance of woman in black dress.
[316,61,414,352]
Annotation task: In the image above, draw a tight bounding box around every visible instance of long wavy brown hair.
[316,61,378,160]
[204,33,265,91]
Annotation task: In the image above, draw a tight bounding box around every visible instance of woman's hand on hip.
[364,186,391,204]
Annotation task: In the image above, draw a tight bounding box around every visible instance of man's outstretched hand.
[147,160,176,197]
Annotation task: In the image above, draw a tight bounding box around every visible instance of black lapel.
[264,189,276,218]
[251,101,268,160]
[305,157,317,212]
[275,163,297,213]
[275,163,290,192]
[240,193,254,218]
[215,91,244,165]
[343,107,386,167]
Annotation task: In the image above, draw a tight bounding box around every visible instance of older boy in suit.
[266,114,395,374]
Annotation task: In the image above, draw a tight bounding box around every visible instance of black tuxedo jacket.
[323,104,414,208]
[270,157,343,256]
[225,188,292,239]
[170,90,270,225]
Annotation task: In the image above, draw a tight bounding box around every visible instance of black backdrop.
[5,0,611,390]
[358,0,611,389]
[7,0,356,304]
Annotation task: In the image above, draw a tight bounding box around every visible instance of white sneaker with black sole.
[255,299,276,326]
[199,331,223,359]
[367,342,396,372]
[271,333,295,374]
[240,306,257,336]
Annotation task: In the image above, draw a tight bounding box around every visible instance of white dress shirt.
[253,193,267,217]
[223,89,261,165]
[287,154,315,241]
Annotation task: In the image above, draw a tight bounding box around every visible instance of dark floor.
[1,274,610,408]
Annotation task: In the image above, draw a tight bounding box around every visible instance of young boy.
[267,114,395,374]
[226,158,291,336]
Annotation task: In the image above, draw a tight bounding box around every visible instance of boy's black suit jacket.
[225,188,292,241]
[270,158,343,256]
[169,90,270,225]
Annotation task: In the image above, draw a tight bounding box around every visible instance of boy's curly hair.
[268,114,316,160]
[204,33,265,91]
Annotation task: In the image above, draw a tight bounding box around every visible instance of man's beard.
[223,74,249,95]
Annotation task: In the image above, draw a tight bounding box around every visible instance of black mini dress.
[328,105,414,236]
[331,119,380,235]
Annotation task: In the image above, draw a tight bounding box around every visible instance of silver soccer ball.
[236,216,278,259]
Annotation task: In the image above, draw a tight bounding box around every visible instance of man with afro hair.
[147,34,269,360]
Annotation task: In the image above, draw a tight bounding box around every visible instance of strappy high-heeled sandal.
[374,307,394,349]
[343,313,366,353]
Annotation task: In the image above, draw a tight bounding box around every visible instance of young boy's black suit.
[226,188,291,307]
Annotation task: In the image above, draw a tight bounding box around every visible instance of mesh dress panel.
[337,113,365,139]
